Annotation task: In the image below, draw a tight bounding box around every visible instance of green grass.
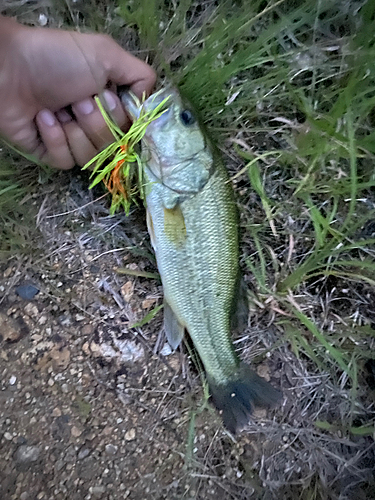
[0,151,39,259]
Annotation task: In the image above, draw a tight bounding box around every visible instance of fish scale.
[146,160,239,380]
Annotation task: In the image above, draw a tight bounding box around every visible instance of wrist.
[0,15,31,68]
[0,15,22,50]
[0,16,29,99]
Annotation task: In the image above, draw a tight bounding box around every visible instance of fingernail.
[56,109,72,124]
[102,90,117,112]
[39,110,56,127]
[75,98,94,115]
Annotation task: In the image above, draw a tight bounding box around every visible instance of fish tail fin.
[208,363,281,434]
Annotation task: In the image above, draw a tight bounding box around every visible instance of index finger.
[99,36,156,98]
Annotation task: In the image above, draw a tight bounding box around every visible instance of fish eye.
[180,109,196,126]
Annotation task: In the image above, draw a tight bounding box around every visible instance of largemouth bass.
[121,88,280,433]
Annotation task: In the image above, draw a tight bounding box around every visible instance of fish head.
[121,88,214,196]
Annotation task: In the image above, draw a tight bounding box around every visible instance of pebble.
[4,432,13,441]
[124,428,136,441]
[82,324,94,335]
[52,407,62,417]
[161,343,173,356]
[105,444,118,456]
[38,315,48,325]
[16,284,40,300]
[78,448,91,460]
[71,426,82,438]
[90,485,106,497]
[0,313,22,342]
[59,315,71,327]
[9,375,17,385]
[15,445,41,463]
[24,303,39,317]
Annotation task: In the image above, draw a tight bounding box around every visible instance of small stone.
[82,342,90,355]
[15,445,40,463]
[16,284,40,300]
[78,448,91,460]
[71,426,82,438]
[4,266,13,278]
[105,444,118,456]
[4,432,13,441]
[59,315,71,326]
[0,313,23,342]
[24,303,39,317]
[82,325,94,336]
[9,375,17,385]
[52,408,61,417]
[160,343,172,356]
[90,342,101,356]
[61,384,69,394]
[38,316,48,325]
[20,492,28,500]
[75,314,86,322]
[102,426,113,436]
[50,346,70,370]
[55,459,65,472]
[90,486,106,498]
[124,428,136,441]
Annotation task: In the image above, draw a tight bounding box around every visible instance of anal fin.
[163,300,185,350]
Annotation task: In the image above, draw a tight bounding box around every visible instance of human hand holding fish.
[0,14,156,170]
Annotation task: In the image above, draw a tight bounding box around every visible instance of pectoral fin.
[163,205,187,248]
[163,300,185,349]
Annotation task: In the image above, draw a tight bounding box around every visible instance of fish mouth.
[120,88,176,128]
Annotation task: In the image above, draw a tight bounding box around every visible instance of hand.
[0,17,156,169]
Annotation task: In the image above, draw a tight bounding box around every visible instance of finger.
[97,36,156,97]
[56,110,98,168]
[35,110,75,170]
[72,91,129,149]
[101,90,129,131]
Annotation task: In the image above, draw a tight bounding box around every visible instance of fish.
[121,88,281,433]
